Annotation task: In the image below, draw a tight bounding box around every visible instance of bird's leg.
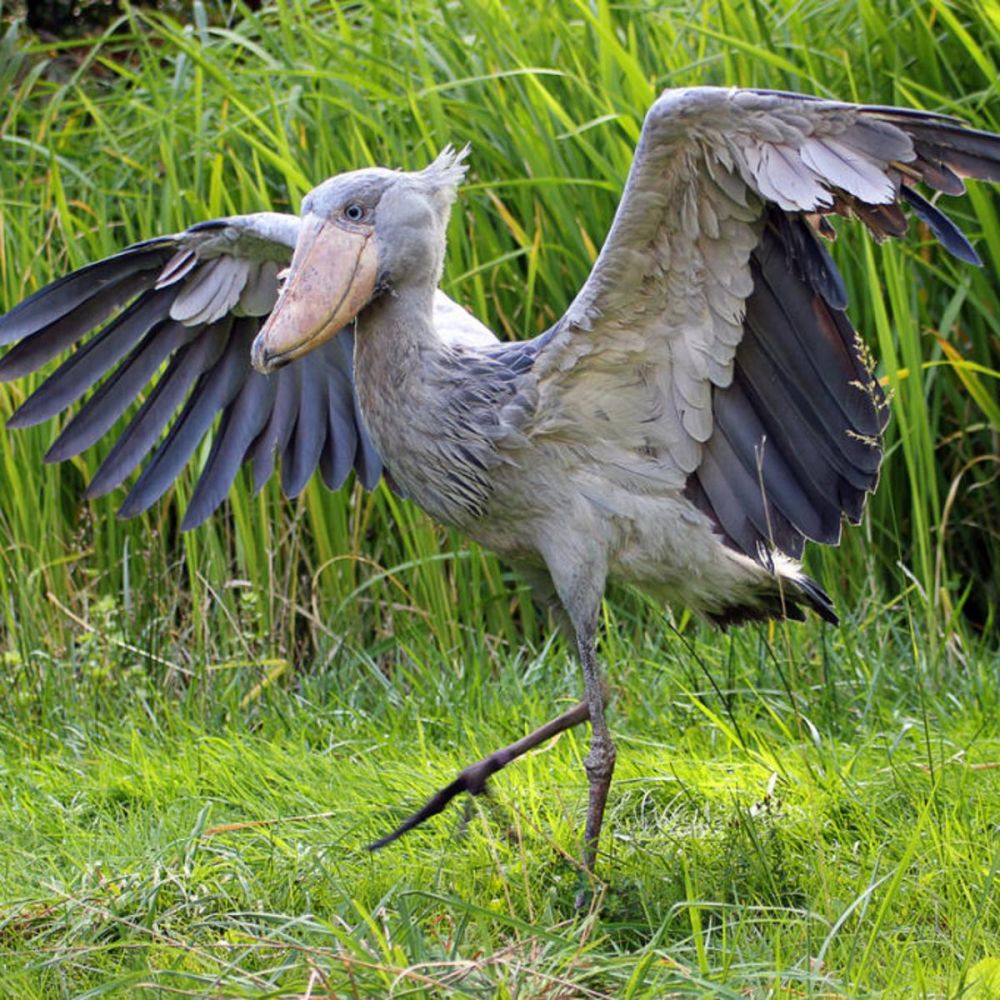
[576,621,617,879]
[367,699,590,851]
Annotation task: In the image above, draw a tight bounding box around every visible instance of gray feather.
[7,287,173,428]
[45,320,201,463]
[281,363,328,497]
[0,270,162,382]
[117,316,249,517]
[182,369,276,530]
[85,319,231,498]
[0,240,174,346]
[900,185,982,265]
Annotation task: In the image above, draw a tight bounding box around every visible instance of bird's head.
[250,146,468,373]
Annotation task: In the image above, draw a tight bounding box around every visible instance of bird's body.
[357,296,804,622]
[3,86,999,885]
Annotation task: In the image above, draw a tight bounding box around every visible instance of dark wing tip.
[900,185,983,266]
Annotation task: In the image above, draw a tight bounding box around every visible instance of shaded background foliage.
[6,0,251,34]
[0,0,997,684]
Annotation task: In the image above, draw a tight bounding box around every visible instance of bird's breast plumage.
[352,316,539,530]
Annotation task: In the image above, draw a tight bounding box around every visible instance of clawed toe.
[367,699,590,850]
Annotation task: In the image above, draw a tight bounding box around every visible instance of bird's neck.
[351,282,445,457]
[350,283,494,528]
[353,283,443,390]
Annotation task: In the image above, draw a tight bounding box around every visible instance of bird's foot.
[366,753,504,851]
[366,699,590,851]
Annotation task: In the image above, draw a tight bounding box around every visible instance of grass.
[1,612,998,996]
[0,0,998,995]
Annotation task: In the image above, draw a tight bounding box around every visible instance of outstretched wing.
[530,87,999,560]
[0,212,383,529]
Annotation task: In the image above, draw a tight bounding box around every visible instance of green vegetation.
[1,621,998,997]
[0,0,997,995]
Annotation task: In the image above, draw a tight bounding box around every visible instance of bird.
[2,87,999,884]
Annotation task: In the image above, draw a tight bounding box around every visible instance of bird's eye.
[344,203,365,222]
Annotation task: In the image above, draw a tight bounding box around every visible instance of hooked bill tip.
[250,334,288,375]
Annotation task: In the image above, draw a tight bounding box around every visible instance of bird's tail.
[706,556,838,628]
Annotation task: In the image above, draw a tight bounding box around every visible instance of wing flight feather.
[530,87,999,561]
[0,212,383,527]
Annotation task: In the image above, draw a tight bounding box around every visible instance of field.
[0,0,998,995]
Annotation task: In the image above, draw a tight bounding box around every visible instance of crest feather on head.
[420,144,471,194]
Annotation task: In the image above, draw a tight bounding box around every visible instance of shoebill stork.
[2,88,999,878]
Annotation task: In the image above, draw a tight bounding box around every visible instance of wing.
[0,212,382,529]
[530,87,1000,560]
